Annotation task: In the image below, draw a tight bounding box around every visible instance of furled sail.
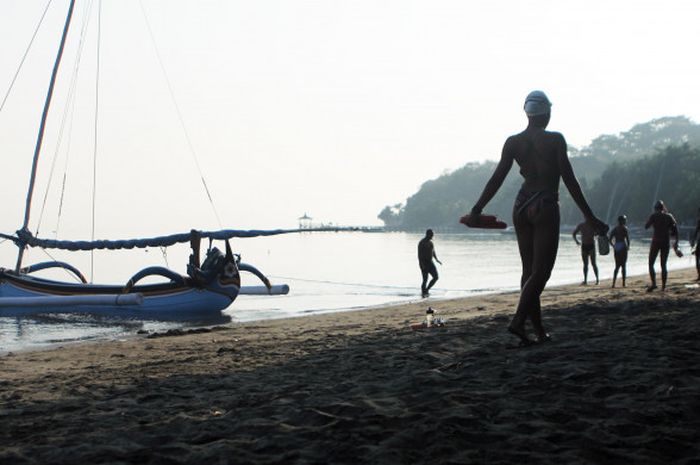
[2,227,339,252]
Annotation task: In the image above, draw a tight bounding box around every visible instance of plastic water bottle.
[426,307,434,327]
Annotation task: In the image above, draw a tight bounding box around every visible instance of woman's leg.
[648,243,660,289]
[660,247,670,290]
[590,248,599,284]
[513,202,559,340]
[621,249,627,287]
[612,252,620,288]
[510,211,534,339]
[581,247,589,284]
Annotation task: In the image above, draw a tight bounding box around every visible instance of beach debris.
[210,409,224,417]
[426,307,434,327]
[146,327,216,339]
[411,307,446,330]
[216,346,236,356]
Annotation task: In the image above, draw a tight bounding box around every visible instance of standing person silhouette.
[609,215,630,288]
[645,200,678,291]
[418,229,442,298]
[572,220,599,285]
[691,207,700,281]
[466,90,607,345]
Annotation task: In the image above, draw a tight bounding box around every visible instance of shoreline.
[2,267,699,464]
[2,264,694,356]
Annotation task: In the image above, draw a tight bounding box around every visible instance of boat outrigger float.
[0,0,314,320]
[0,228,297,320]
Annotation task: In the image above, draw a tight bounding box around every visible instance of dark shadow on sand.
[2,291,700,464]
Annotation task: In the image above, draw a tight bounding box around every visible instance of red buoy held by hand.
[459,214,508,229]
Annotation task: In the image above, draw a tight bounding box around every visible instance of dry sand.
[2,269,700,464]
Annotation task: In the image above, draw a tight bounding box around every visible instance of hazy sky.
[2,0,700,244]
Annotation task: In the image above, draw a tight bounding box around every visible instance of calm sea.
[0,231,694,352]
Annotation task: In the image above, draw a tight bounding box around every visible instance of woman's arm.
[670,214,679,248]
[573,224,581,245]
[556,134,606,232]
[468,138,514,219]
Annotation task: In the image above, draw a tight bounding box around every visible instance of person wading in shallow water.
[609,215,630,288]
[645,200,679,292]
[418,229,442,298]
[573,220,599,285]
[466,90,607,346]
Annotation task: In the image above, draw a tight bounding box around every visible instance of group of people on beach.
[571,199,687,291]
[418,90,700,347]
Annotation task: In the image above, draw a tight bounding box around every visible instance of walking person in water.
[645,200,678,292]
[609,215,630,288]
[466,90,607,346]
[418,229,442,298]
[572,220,599,285]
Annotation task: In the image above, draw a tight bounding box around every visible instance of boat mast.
[16,0,76,272]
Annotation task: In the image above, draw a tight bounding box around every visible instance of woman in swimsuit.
[645,200,678,291]
[609,215,630,288]
[466,91,607,345]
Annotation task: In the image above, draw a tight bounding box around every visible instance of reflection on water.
[1,231,693,352]
[0,312,232,353]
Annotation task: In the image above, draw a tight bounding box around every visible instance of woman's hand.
[588,216,609,236]
[465,212,481,227]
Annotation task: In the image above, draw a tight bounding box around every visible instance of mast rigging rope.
[0,0,54,113]
[36,0,95,237]
[90,0,103,283]
[138,0,224,228]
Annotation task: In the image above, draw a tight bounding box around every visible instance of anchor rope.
[268,275,477,293]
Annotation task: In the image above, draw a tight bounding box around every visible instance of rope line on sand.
[268,275,480,293]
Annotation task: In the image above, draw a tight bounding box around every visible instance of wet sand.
[2,268,700,464]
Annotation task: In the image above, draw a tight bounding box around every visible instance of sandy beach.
[2,268,700,464]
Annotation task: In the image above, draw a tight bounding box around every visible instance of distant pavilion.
[298,213,313,229]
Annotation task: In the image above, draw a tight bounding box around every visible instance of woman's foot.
[646,284,657,292]
[507,325,533,344]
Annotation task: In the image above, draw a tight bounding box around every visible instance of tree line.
[379,116,700,230]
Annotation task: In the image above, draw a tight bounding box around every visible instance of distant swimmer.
[573,220,599,285]
[465,90,607,346]
[692,208,700,281]
[645,200,678,292]
[609,215,630,288]
[418,229,442,298]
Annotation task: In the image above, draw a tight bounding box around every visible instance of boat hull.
[0,273,237,321]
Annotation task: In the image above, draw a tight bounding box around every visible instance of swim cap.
[524,90,552,116]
